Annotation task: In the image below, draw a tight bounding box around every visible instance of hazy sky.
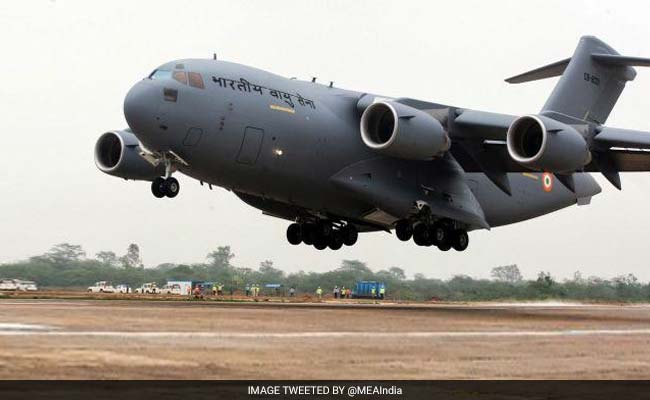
[2,0,650,280]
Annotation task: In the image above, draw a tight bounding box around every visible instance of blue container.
[352,281,386,299]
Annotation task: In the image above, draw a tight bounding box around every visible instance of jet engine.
[506,115,591,173]
[94,130,165,180]
[360,101,450,160]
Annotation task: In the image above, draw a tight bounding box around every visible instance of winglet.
[505,58,571,84]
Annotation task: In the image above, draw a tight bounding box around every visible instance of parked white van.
[87,281,116,293]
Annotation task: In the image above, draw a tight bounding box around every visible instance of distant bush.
[1,243,649,302]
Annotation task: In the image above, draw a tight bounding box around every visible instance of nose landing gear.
[150,153,184,199]
[151,176,179,198]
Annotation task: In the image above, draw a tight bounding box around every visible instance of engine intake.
[506,115,591,173]
[360,101,450,160]
[94,130,165,180]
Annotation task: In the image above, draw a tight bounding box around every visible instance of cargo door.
[236,126,264,165]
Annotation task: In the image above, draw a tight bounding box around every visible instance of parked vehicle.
[14,280,38,291]
[135,282,159,294]
[0,279,18,291]
[115,284,131,294]
[159,283,182,295]
[87,281,116,293]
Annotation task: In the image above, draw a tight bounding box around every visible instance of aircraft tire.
[328,231,344,250]
[430,223,447,246]
[341,225,358,246]
[313,236,328,250]
[302,224,315,245]
[286,223,302,245]
[412,223,430,246]
[438,242,452,251]
[163,177,180,198]
[151,177,166,198]
[451,230,469,251]
[395,220,413,241]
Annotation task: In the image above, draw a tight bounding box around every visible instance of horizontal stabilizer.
[592,54,650,68]
[505,58,571,84]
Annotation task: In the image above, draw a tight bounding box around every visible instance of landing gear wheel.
[438,242,452,251]
[313,236,328,250]
[413,223,430,246]
[163,177,180,198]
[395,220,413,242]
[151,177,166,198]
[451,230,469,251]
[286,223,302,245]
[328,231,344,250]
[341,225,358,246]
[430,223,448,246]
[302,224,315,245]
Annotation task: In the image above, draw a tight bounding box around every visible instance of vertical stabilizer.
[506,36,643,125]
[542,36,635,124]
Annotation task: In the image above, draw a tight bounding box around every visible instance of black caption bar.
[1,381,649,400]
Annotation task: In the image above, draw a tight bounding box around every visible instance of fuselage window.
[173,71,188,85]
[150,69,171,80]
[188,72,205,89]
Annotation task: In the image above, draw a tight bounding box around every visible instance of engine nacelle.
[94,130,165,180]
[506,115,591,173]
[360,101,450,160]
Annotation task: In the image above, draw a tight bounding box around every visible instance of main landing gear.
[286,221,358,251]
[395,219,469,252]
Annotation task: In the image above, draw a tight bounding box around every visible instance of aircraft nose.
[123,81,158,135]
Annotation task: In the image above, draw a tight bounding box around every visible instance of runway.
[1,299,650,379]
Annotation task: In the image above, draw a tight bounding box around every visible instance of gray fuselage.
[122,59,601,231]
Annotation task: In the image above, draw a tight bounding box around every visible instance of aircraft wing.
[452,114,650,191]
[391,98,650,193]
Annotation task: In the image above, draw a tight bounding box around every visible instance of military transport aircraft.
[95,36,650,252]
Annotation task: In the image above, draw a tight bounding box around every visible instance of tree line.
[1,243,649,302]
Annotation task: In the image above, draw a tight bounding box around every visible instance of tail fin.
[506,36,650,125]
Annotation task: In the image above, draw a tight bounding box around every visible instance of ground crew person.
[316,286,323,299]
[370,286,376,299]
[333,286,339,299]
[341,287,345,299]
[212,284,217,296]
[245,284,251,296]
[379,286,385,300]
[217,283,224,296]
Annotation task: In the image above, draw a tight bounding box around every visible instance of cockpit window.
[149,69,171,80]
[188,72,205,89]
[150,68,204,90]
[173,71,188,85]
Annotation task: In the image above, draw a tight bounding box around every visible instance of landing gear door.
[237,127,264,165]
